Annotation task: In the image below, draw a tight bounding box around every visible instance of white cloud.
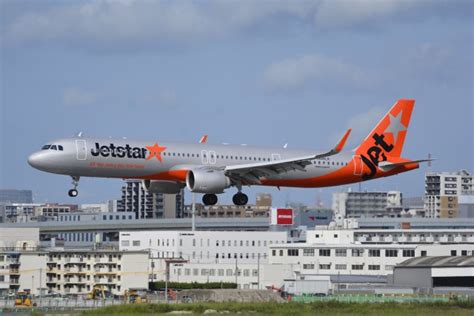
[263,54,375,92]
[62,87,96,107]
[2,1,470,51]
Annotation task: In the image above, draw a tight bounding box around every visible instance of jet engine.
[142,180,185,194]
[186,169,231,193]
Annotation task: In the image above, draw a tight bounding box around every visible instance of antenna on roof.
[283,143,288,149]
[77,131,83,137]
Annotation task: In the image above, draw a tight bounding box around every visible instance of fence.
[292,293,471,304]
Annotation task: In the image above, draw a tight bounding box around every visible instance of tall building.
[0,189,33,203]
[256,193,272,208]
[424,170,473,218]
[332,191,402,218]
[118,181,184,219]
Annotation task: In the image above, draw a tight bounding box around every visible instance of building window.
[287,249,299,257]
[303,264,315,270]
[385,250,398,257]
[421,251,427,257]
[319,264,331,270]
[272,250,276,256]
[132,240,140,247]
[121,240,130,247]
[303,249,315,256]
[226,269,233,276]
[352,249,364,257]
[402,250,415,257]
[319,249,330,257]
[352,264,364,270]
[369,249,380,257]
[279,250,283,256]
[335,264,346,270]
[335,249,347,257]
[368,265,380,271]
[385,265,394,271]
[451,250,457,256]
[461,250,468,256]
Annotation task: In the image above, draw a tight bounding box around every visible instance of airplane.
[28,99,430,206]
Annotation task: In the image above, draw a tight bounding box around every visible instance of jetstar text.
[91,143,147,159]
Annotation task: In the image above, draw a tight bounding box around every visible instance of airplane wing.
[224,129,352,185]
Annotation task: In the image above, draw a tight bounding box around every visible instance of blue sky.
[1,0,473,207]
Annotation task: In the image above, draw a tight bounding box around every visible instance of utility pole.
[257,253,260,290]
[39,268,42,307]
[235,256,238,287]
[192,193,196,231]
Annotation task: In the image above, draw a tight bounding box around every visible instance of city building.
[119,230,287,289]
[45,250,148,296]
[198,205,270,218]
[267,227,474,292]
[425,170,473,218]
[118,180,184,219]
[0,228,148,296]
[256,193,272,208]
[392,256,474,289]
[0,189,33,204]
[332,191,402,218]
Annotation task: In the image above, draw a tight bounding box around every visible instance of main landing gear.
[202,194,218,206]
[232,192,248,206]
[68,176,80,197]
[201,192,249,206]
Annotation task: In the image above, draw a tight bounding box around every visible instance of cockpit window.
[41,144,64,151]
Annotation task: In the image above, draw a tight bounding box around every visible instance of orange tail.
[355,99,415,158]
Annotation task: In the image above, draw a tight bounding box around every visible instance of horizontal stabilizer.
[378,159,434,171]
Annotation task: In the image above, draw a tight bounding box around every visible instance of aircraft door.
[201,150,208,164]
[271,153,281,161]
[352,155,363,176]
[208,151,216,164]
[76,140,87,160]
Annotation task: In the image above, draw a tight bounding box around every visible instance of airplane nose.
[28,152,46,170]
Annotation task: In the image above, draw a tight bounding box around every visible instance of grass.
[79,301,474,316]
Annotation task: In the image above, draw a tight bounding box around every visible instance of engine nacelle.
[186,169,231,193]
[142,180,185,194]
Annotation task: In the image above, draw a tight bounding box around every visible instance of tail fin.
[355,99,415,158]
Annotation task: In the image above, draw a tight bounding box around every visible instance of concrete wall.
[18,252,47,295]
[392,267,432,288]
[121,252,149,293]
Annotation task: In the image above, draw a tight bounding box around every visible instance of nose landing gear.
[68,176,80,197]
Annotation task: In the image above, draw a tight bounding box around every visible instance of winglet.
[199,135,208,144]
[335,129,352,153]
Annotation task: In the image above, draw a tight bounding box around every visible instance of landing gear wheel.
[69,176,80,198]
[202,194,218,206]
[233,192,248,206]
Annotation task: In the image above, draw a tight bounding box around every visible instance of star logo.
[145,143,167,162]
[384,111,407,144]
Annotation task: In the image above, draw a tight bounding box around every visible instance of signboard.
[271,208,294,225]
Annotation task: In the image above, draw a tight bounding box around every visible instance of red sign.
[276,208,293,225]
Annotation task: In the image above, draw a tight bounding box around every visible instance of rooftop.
[396,256,474,268]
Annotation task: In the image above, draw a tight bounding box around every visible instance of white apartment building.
[46,250,148,296]
[425,170,473,218]
[332,191,402,218]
